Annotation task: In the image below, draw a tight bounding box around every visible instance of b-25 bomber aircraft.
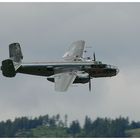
[1,40,119,92]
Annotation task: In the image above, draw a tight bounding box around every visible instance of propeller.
[93,52,96,61]
[88,74,91,92]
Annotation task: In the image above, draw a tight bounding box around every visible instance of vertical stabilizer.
[9,43,23,63]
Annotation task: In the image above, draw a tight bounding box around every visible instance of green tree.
[83,116,92,137]
[0,121,5,137]
[68,120,81,137]
[110,117,129,137]
[4,119,14,137]
[91,118,107,137]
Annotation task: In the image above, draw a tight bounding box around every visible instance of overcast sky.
[0,3,140,124]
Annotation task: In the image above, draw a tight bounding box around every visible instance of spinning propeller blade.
[93,52,96,61]
[88,74,91,92]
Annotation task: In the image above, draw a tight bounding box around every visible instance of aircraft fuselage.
[16,61,119,79]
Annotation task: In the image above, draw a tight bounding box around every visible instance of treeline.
[0,114,140,137]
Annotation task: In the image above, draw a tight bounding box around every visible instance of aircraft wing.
[53,71,77,92]
[63,40,85,61]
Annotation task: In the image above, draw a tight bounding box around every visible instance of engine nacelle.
[1,59,16,77]
[73,77,89,84]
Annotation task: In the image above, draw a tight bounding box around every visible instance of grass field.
[15,124,140,138]
[31,126,68,138]
[125,128,140,137]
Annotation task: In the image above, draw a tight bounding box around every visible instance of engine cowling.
[73,77,89,84]
[1,59,16,77]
